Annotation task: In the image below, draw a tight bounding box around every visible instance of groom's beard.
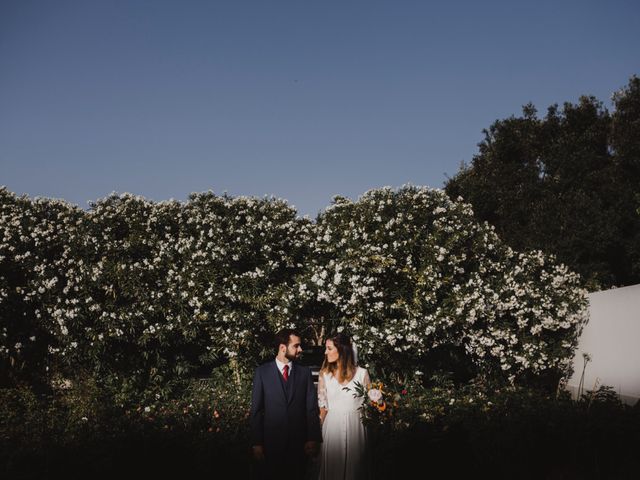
[285,350,300,362]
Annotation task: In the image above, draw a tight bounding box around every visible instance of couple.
[250,329,371,480]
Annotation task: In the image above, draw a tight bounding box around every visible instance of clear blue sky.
[1,0,639,218]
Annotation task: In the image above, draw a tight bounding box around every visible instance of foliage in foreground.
[1,371,638,480]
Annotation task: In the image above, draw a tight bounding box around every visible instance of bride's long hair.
[320,332,357,383]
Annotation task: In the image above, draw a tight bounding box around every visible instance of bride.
[317,332,371,480]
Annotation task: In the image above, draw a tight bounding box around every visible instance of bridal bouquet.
[345,380,399,425]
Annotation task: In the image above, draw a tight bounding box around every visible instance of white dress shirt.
[275,357,292,379]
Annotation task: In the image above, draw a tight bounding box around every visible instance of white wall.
[566,283,640,405]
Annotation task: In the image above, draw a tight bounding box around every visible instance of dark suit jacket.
[250,360,322,472]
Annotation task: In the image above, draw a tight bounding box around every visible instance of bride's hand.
[319,407,327,425]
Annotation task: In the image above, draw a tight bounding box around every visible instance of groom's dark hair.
[274,328,301,352]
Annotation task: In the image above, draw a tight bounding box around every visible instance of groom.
[250,328,322,480]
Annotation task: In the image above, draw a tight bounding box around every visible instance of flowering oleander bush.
[0,190,84,388]
[1,187,311,395]
[302,186,589,383]
[1,185,588,393]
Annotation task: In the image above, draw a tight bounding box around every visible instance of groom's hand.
[304,441,319,457]
[252,445,265,461]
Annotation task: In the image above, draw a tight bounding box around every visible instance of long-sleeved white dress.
[317,366,370,480]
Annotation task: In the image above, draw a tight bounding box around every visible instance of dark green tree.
[611,76,640,282]
[446,76,640,289]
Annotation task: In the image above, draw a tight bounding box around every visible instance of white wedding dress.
[317,366,371,480]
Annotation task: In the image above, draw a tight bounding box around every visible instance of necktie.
[283,364,289,382]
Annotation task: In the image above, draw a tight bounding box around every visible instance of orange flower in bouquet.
[344,380,397,424]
